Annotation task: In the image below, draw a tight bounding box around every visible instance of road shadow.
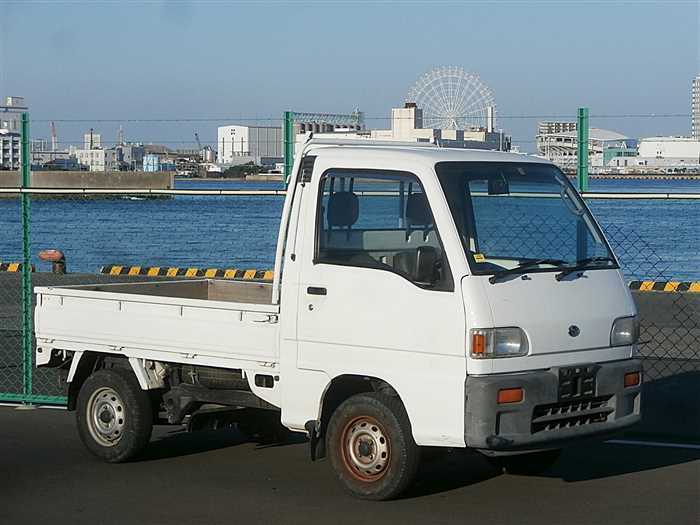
[137,425,305,462]
[632,371,700,442]
[548,441,700,483]
[402,448,501,498]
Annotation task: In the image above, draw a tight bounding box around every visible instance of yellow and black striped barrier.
[0,262,34,272]
[99,265,274,282]
[629,280,700,293]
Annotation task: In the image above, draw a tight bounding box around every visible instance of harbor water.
[0,178,698,281]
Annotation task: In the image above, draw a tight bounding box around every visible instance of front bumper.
[465,358,642,453]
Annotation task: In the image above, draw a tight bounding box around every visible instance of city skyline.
[1,1,698,151]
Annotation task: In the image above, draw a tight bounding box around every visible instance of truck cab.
[35,140,641,500]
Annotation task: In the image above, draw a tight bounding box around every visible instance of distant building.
[83,131,101,150]
[113,144,145,170]
[217,125,283,164]
[293,111,364,134]
[0,131,21,170]
[31,138,49,152]
[143,154,161,172]
[295,104,510,153]
[0,96,27,134]
[218,111,365,166]
[638,136,700,159]
[30,150,72,169]
[30,134,75,170]
[143,153,175,172]
[0,96,27,170]
[73,148,107,171]
[610,136,700,171]
[538,121,577,136]
[692,75,700,140]
[536,123,636,169]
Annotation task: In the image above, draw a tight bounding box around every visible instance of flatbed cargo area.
[60,279,273,305]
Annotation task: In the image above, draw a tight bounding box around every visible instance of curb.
[98,265,274,281]
[629,280,700,293]
[0,262,35,272]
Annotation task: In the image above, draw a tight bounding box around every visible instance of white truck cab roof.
[303,140,548,167]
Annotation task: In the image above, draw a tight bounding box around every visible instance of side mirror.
[488,175,509,195]
[414,246,439,284]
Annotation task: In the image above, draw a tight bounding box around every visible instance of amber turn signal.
[472,332,486,355]
[497,387,523,404]
[624,371,641,388]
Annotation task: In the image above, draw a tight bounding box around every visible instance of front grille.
[531,395,614,434]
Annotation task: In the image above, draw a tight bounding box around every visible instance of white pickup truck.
[35,140,642,500]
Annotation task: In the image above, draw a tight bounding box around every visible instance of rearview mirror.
[488,175,509,195]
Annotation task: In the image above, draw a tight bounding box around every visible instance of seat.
[327,191,359,228]
[320,191,360,262]
[393,193,437,279]
[405,192,433,242]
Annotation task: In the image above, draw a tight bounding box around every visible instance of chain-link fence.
[0,188,285,404]
[0,188,698,407]
[0,195,26,402]
[589,198,700,383]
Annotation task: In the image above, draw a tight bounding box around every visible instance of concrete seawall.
[0,170,175,189]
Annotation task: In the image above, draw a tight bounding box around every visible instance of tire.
[326,392,419,500]
[499,449,561,475]
[76,368,153,463]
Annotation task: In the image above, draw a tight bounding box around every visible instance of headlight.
[610,315,639,347]
[470,327,529,358]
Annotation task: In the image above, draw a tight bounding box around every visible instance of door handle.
[307,286,327,296]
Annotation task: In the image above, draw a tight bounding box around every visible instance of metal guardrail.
[2,188,700,199]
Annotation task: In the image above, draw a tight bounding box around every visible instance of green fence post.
[283,111,294,185]
[20,112,33,402]
[577,107,589,192]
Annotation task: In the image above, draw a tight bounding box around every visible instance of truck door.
[295,167,467,446]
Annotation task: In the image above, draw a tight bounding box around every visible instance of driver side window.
[315,170,452,291]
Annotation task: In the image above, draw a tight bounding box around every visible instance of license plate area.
[558,365,598,401]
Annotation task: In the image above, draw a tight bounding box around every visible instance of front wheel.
[76,368,153,463]
[326,392,419,500]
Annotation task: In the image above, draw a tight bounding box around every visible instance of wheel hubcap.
[87,387,125,447]
[341,416,390,481]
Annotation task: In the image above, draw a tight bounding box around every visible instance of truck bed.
[34,279,280,367]
[63,279,274,305]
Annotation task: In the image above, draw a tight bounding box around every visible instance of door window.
[315,170,452,291]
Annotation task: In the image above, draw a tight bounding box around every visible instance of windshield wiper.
[555,256,616,281]
[489,258,568,284]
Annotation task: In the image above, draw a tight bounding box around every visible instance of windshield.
[435,161,617,276]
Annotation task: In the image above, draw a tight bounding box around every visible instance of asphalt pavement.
[1,407,698,525]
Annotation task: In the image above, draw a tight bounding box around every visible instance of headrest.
[406,193,432,226]
[327,191,359,227]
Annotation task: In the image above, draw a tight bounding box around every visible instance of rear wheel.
[326,392,419,500]
[499,449,561,475]
[76,368,153,463]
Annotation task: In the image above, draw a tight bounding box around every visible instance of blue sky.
[1,0,698,151]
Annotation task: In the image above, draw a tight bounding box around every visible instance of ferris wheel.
[406,66,496,130]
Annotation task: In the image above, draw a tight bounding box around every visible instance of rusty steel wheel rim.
[340,416,390,482]
[87,387,125,447]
